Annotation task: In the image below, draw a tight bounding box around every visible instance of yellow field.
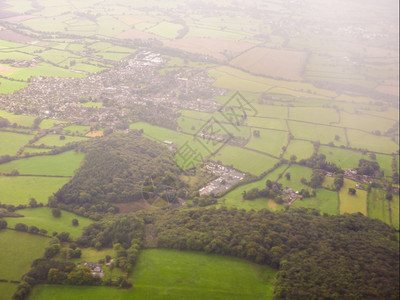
[339,179,367,215]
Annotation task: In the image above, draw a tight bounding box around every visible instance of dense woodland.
[54,131,186,217]
[68,208,399,299]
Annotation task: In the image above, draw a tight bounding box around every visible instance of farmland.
[0,131,32,156]
[0,230,49,281]
[34,135,89,147]
[0,176,70,205]
[292,189,339,215]
[30,249,277,300]
[0,282,17,300]
[0,151,85,176]
[339,179,368,215]
[245,128,288,157]
[4,207,93,239]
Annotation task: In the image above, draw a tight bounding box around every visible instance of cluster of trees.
[14,222,48,235]
[242,180,283,200]
[357,159,381,176]
[0,116,10,127]
[55,131,186,216]
[298,153,341,173]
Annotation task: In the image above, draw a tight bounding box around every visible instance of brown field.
[230,47,307,80]
[85,131,104,137]
[164,38,254,61]
[116,199,151,213]
[117,29,165,41]
[375,85,399,96]
[0,29,35,43]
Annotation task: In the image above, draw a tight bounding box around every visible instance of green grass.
[289,107,339,125]
[0,110,36,127]
[4,207,92,239]
[367,188,392,227]
[318,146,369,170]
[0,131,32,156]
[148,22,183,39]
[213,145,279,176]
[247,117,287,130]
[340,111,397,133]
[23,147,53,154]
[292,188,339,215]
[7,63,85,81]
[39,119,66,129]
[0,151,84,176]
[347,129,398,154]
[246,129,288,156]
[78,102,103,108]
[29,249,277,300]
[283,140,314,160]
[0,78,29,94]
[0,176,69,205]
[0,229,49,281]
[34,135,89,147]
[278,164,313,191]
[339,179,368,215]
[390,193,399,230]
[63,125,91,135]
[289,121,346,146]
[0,282,17,300]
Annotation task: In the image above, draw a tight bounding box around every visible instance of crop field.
[339,179,367,215]
[213,145,279,176]
[30,249,276,300]
[292,189,339,215]
[346,129,398,154]
[230,47,307,81]
[0,176,69,205]
[4,207,92,239]
[0,109,36,127]
[0,151,84,176]
[288,107,339,125]
[367,188,392,227]
[0,282,17,300]
[288,121,347,146]
[283,140,314,160]
[245,128,288,157]
[339,111,396,133]
[147,22,183,39]
[246,117,287,130]
[0,229,49,281]
[0,131,32,156]
[278,165,312,191]
[34,135,89,147]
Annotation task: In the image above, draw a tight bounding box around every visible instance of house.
[83,262,104,278]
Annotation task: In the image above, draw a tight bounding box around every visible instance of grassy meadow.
[0,131,32,156]
[4,207,93,239]
[0,176,69,205]
[292,189,339,215]
[0,230,49,281]
[34,135,89,147]
[30,249,276,300]
[339,179,368,215]
[0,282,17,300]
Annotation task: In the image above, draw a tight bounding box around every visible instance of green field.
[289,107,339,125]
[0,151,84,176]
[367,188,392,227]
[63,125,91,135]
[292,188,339,215]
[288,121,347,146]
[339,111,396,133]
[0,282,17,300]
[0,229,49,281]
[213,145,279,176]
[39,119,66,129]
[34,135,89,147]
[347,129,398,154]
[246,129,288,157]
[318,146,369,170]
[246,117,287,131]
[0,110,36,127]
[389,193,399,230]
[283,140,314,160]
[23,147,53,155]
[278,164,312,192]
[0,176,69,205]
[148,22,183,39]
[0,78,28,94]
[4,207,92,239]
[30,249,276,300]
[0,131,32,156]
[339,179,368,215]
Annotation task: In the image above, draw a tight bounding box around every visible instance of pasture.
[245,128,288,157]
[288,121,347,146]
[346,129,398,154]
[0,229,49,281]
[63,125,91,135]
[0,109,36,127]
[318,146,369,170]
[0,176,69,205]
[283,140,314,160]
[0,78,28,94]
[339,179,367,215]
[30,249,276,300]
[246,117,287,131]
[0,282,17,300]
[7,63,85,81]
[339,111,396,133]
[4,207,92,239]
[0,151,84,176]
[277,164,312,191]
[288,107,339,125]
[213,145,279,176]
[34,135,89,147]
[0,131,32,156]
[367,188,392,227]
[230,47,307,81]
[292,189,339,215]
[39,119,65,129]
[148,22,183,39]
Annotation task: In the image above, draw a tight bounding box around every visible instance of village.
[0,51,224,130]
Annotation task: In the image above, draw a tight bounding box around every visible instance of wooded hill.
[55,131,185,215]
